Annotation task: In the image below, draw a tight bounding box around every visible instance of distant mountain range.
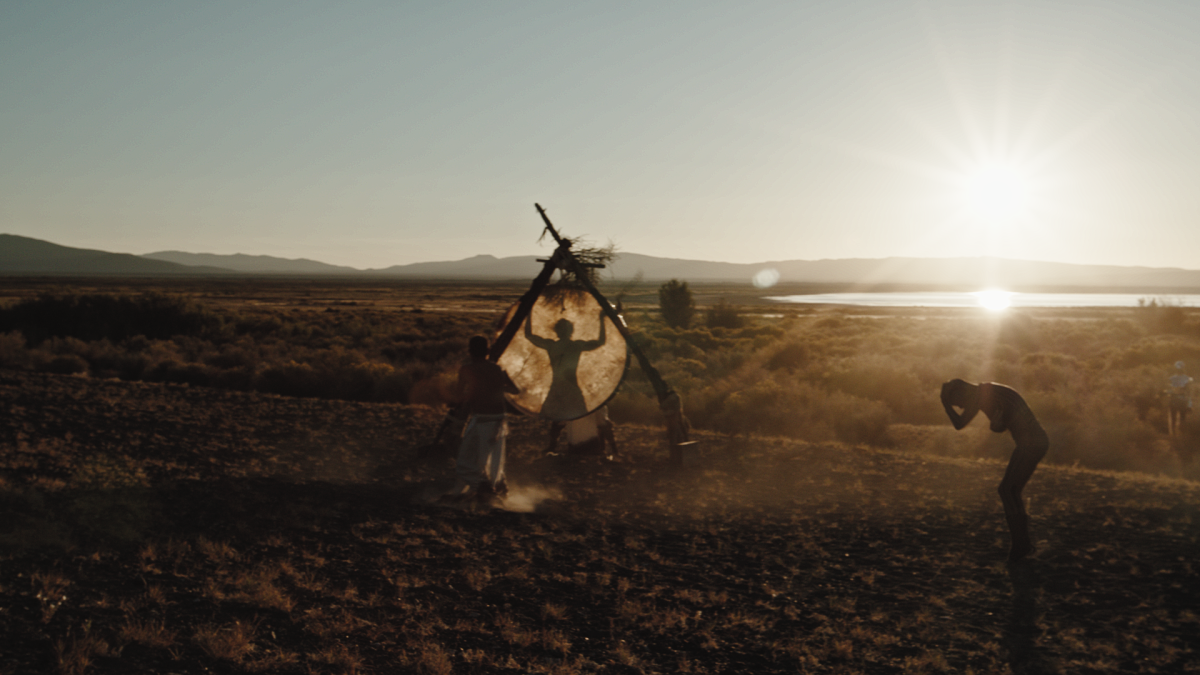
[0,234,232,276]
[4,233,1200,290]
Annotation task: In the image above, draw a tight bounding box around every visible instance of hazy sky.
[3,1,1200,270]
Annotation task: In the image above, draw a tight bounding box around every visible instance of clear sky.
[3,1,1199,270]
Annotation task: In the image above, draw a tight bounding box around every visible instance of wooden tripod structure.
[485,204,691,454]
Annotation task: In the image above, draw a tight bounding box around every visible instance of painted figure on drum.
[524,310,607,420]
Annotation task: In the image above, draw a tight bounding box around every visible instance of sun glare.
[964,164,1029,219]
[971,289,1014,311]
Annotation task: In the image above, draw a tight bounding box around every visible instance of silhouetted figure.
[1168,361,1193,437]
[443,335,519,504]
[524,311,606,420]
[942,379,1048,562]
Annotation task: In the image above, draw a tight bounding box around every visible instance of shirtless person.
[941,379,1049,562]
[445,335,519,503]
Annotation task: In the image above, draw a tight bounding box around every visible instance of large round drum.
[497,289,628,421]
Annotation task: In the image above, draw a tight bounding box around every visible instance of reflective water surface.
[765,292,1200,309]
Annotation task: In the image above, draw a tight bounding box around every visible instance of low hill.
[6,233,1200,289]
[0,234,230,276]
[372,252,1200,289]
[143,250,361,275]
[368,253,544,279]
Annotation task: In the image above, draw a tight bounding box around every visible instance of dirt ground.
[2,369,1198,674]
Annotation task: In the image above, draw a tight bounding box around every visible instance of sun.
[971,289,1014,311]
[964,164,1030,219]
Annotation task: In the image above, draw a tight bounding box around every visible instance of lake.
[764,291,1200,309]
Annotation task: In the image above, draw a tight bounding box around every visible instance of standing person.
[444,335,519,504]
[941,379,1049,563]
[1168,361,1193,437]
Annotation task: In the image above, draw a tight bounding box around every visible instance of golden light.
[971,289,1014,311]
[964,164,1030,219]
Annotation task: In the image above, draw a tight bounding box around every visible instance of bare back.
[458,359,518,416]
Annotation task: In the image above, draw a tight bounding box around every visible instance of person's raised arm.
[578,310,608,352]
[524,315,551,349]
[941,380,978,430]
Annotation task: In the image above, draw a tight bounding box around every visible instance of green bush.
[658,279,695,329]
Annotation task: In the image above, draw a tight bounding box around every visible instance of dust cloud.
[503,485,562,513]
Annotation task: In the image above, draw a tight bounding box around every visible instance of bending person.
[941,379,1049,563]
[524,310,606,420]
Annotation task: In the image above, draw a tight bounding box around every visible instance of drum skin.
[497,289,628,421]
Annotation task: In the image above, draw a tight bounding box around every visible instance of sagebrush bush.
[0,292,224,344]
[0,331,29,369]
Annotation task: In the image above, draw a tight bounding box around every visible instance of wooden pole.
[488,246,565,362]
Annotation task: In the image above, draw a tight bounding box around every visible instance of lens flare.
[971,289,1014,311]
[752,268,780,289]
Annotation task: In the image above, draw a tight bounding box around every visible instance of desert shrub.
[332,361,406,401]
[766,342,809,372]
[1138,299,1189,334]
[703,377,894,445]
[703,347,751,380]
[1107,335,1200,370]
[211,365,257,391]
[204,343,257,369]
[257,361,323,398]
[705,300,745,329]
[657,358,708,394]
[821,356,933,423]
[1018,352,1080,392]
[0,292,224,344]
[39,353,89,375]
[0,330,30,369]
[146,360,214,387]
[80,341,151,380]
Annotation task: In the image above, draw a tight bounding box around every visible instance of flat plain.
[1,279,1198,674]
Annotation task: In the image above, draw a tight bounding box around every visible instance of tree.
[658,279,695,329]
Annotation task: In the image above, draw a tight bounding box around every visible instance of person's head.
[553,318,574,339]
[1176,360,1186,371]
[468,335,489,360]
[941,378,976,407]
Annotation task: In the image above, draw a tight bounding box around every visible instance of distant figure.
[1168,361,1193,436]
[524,311,607,420]
[942,379,1048,563]
[443,335,519,504]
